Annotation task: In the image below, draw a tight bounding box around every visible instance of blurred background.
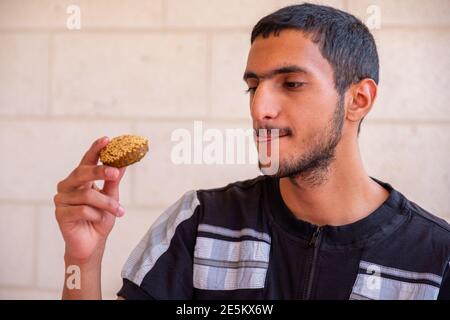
[0,0,449,299]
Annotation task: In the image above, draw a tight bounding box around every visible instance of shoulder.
[401,196,450,265]
[196,175,269,202]
[377,178,450,247]
[405,198,450,240]
[193,175,272,231]
[143,175,271,232]
[172,175,270,217]
[195,175,271,212]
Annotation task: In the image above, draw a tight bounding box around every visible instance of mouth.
[255,135,288,143]
[254,129,290,142]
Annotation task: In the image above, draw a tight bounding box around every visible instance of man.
[54,3,450,300]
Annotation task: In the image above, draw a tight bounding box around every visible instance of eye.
[284,82,305,89]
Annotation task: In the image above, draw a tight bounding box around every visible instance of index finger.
[57,165,120,192]
[79,136,109,166]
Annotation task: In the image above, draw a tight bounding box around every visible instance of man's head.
[245,3,379,183]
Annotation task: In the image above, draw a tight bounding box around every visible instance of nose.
[250,83,281,122]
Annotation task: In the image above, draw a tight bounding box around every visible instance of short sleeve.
[117,190,200,300]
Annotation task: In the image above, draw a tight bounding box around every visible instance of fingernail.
[98,136,109,145]
[117,205,125,217]
[105,167,119,179]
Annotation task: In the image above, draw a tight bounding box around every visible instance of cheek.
[285,107,323,140]
[286,95,336,133]
[280,115,326,154]
[284,90,325,116]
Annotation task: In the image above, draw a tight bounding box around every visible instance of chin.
[258,155,291,176]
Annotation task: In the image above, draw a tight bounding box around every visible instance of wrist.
[63,246,105,299]
[64,244,106,268]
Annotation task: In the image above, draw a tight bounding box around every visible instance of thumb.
[102,167,126,200]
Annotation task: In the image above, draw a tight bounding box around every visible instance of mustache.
[254,126,293,137]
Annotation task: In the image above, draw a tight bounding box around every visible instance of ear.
[345,78,378,124]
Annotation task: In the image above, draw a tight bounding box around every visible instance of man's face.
[244,29,345,180]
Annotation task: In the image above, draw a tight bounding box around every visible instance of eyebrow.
[243,65,309,81]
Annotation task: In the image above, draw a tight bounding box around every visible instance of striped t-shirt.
[117,175,450,300]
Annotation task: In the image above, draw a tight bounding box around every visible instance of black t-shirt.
[117,175,450,300]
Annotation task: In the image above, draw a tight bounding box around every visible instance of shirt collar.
[265,176,409,248]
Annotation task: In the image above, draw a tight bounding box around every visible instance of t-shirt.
[117,175,450,300]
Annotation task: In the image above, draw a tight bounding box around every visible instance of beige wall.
[0,0,449,299]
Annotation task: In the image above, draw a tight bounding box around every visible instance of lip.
[255,134,288,142]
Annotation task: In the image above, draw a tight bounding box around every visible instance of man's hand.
[54,137,127,299]
[55,136,126,262]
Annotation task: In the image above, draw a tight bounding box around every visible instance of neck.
[279,132,389,227]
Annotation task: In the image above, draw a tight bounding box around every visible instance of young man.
[55,3,450,300]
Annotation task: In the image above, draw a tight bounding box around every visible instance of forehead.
[245,29,333,80]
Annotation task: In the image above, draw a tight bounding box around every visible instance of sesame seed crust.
[99,135,149,168]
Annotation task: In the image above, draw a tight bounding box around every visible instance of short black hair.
[251,3,379,134]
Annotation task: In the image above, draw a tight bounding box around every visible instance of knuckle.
[53,192,64,207]
[106,197,118,211]
[56,179,67,193]
[71,167,82,180]
[53,193,59,205]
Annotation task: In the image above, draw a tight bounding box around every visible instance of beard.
[258,95,345,187]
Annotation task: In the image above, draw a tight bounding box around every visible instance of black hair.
[251,3,379,134]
